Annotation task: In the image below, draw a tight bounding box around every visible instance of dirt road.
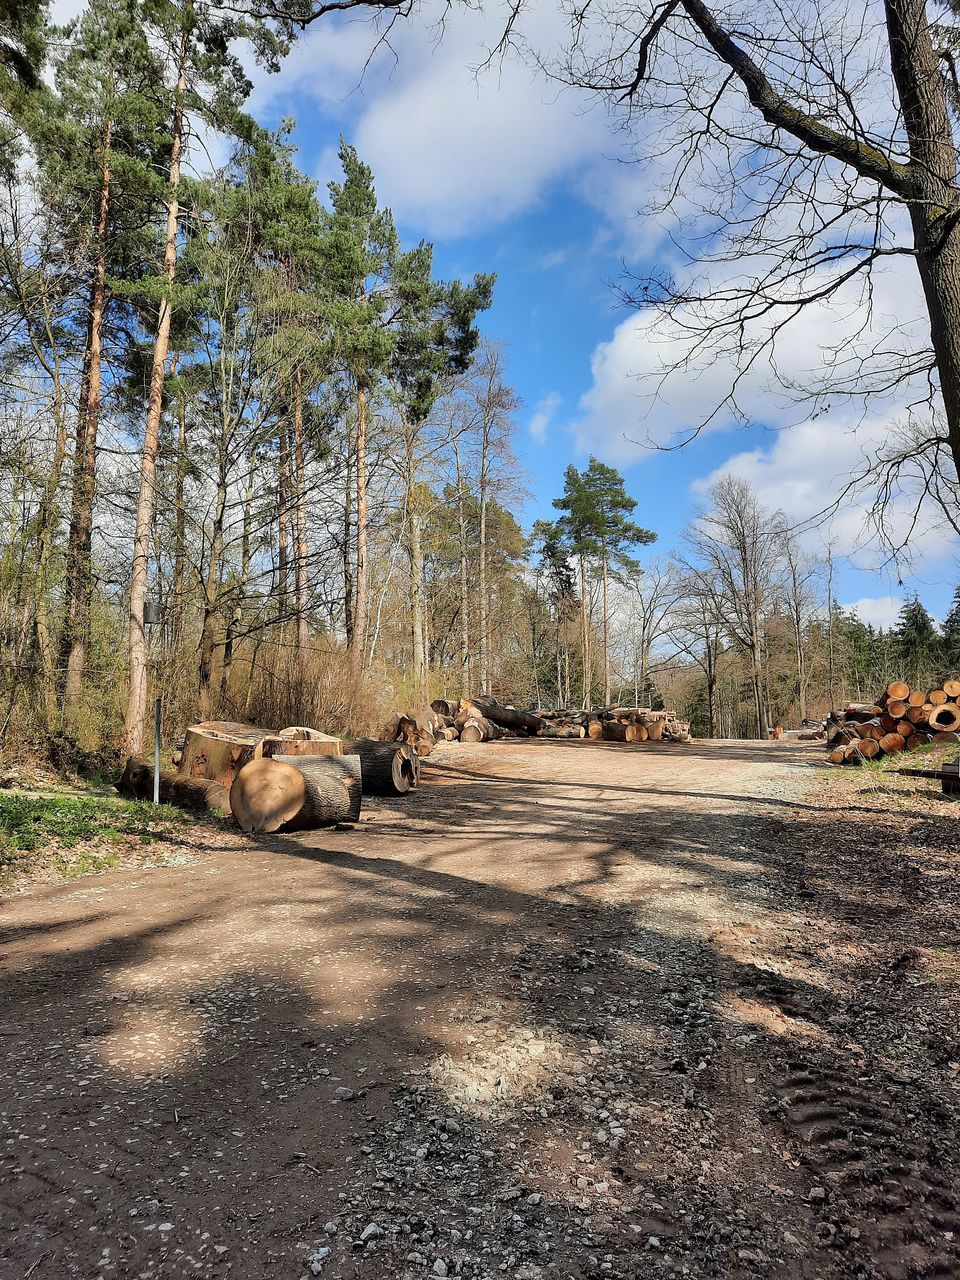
[1,739,957,1279]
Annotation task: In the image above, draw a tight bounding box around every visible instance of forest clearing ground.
[0,738,958,1280]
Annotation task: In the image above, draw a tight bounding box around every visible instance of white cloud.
[843,596,903,630]
[250,4,615,239]
[529,392,561,444]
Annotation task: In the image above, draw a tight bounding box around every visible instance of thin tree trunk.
[197,466,227,720]
[292,368,309,679]
[353,384,369,663]
[220,464,255,706]
[454,443,471,690]
[124,40,187,757]
[601,545,610,706]
[579,553,590,708]
[62,118,112,710]
[343,412,354,647]
[171,389,187,652]
[478,433,489,695]
[277,418,290,624]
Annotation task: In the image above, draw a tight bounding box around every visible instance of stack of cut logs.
[117,720,420,833]
[825,679,960,764]
[381,696,691,752]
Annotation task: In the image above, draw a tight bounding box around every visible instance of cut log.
[382,714,418,746]
[430,698,459,719]
[932,730,960,743]
[943,678,960,698]
[880,733,905,753]
[896,720,914,738]
[117,757,231,814]
[539,724,586,738]
[828,746,847,764]
[586,719,604,740]
[886,681,911,701]
[461,695,545,736]
[436,726,459,742]
[341,739,419,794]
[261,734,344,759]
[905,706,928,725]
[645,718,665,742]
[880,714,898,732]
[886,700,908,719]
[460,716,502,743]
[929,703,960,732]
[179,721,269,787]
[929,689,948,706]
[230,754,362,833]
[858,738,880,759]
[907,689,927,707]
[843,742,865,764]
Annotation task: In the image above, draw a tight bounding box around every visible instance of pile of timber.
[117,720,419,831]
[381,697,691,748]
[825,679,960,765]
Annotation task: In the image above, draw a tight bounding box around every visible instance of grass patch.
[0,790,197,886]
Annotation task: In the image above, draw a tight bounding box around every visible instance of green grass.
[0,791,196,886]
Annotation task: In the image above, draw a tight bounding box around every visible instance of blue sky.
[247,8,955,626]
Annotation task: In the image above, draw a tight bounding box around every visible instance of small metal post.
[154,697,162,804]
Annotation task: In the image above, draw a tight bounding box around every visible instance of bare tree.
[684,476,784,737]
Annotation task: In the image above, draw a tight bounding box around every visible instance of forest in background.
[2,0,960,765]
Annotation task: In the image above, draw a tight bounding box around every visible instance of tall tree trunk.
[601,545,610,706]
[579,553,590,708]
[352,384,369,663]
[198,465,227,720]
[291,368,309,679]
[478,426,490,695]
[62,117,112,711]
[454,443,471,690]
[343,413,354,648]
[124,41,187,757]
[277,418,290,624]
[171,389,187,653]
[884,0,960,482]
[220,463,255,706]
[410,507,426,695]
[34,389,69,731]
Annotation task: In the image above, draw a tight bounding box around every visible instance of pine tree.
[321,140,397,666]
[894,596,942,691]
[941,587,960,673]
[553,458,655,705]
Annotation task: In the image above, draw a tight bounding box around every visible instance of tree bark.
[579,553,590,708]
[352,384,369,663]
[292,367,309,679]
[478,424,490,695]
[124,39,187,757]
[454,441,471,691]
[62,117,112,711]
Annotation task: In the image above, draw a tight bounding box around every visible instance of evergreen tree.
[941,587,960,673]
[553,457,655,705]
[894,596,942,690]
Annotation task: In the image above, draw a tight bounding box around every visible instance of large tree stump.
[179,722,269,787]
[460,716,503,743]
[230,754,362,833]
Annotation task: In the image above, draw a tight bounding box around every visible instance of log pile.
[825,679,960,765]
[118,720,419,830]
[380,697,691,748]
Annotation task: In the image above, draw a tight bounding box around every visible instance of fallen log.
[117,757,230,815]
[341,739,419,795]
[230,754,362,833]
[430,698,459,719]
[460,716,502,743]
[462,695,545,736]
[382,714,418,745]
[538,724,586,738]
